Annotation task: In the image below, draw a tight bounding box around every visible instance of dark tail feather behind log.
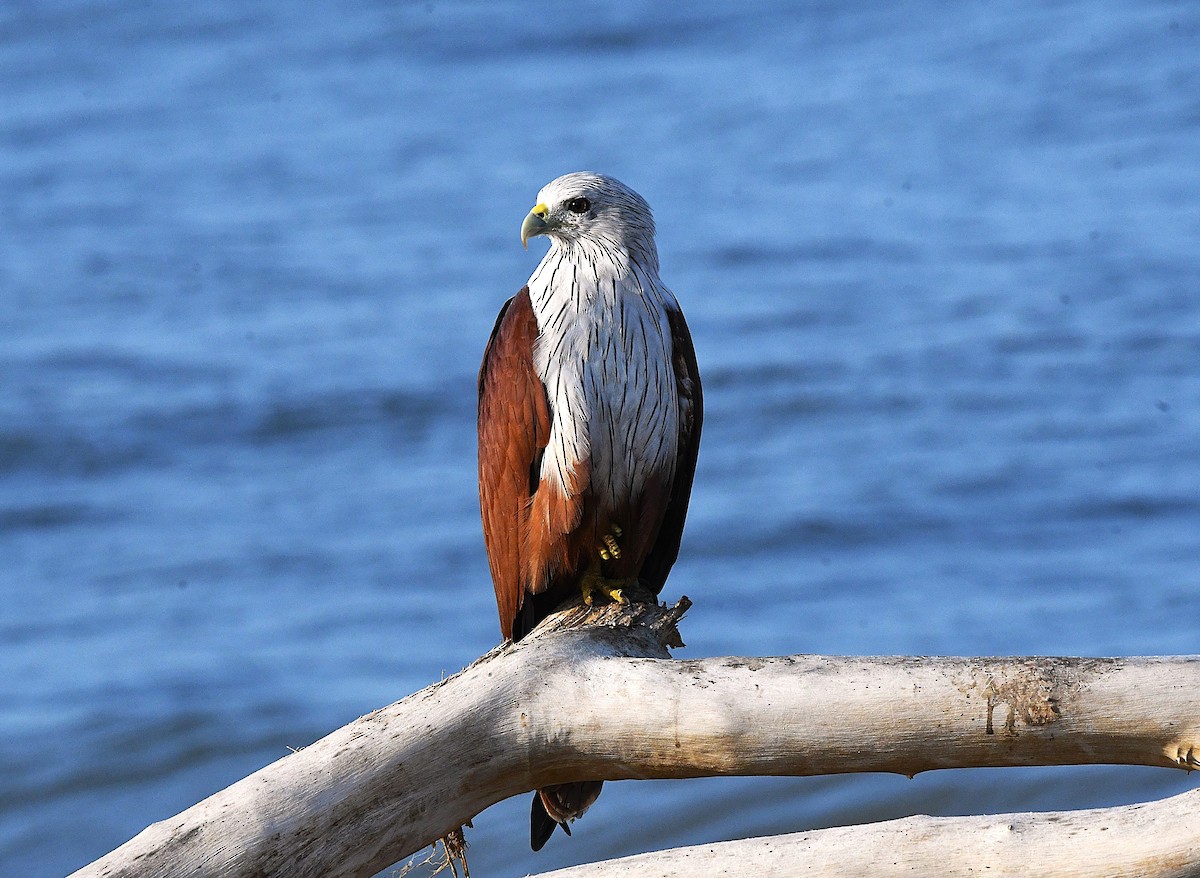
[530,781,605,851]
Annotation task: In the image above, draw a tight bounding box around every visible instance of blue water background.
[3,2,1199,875]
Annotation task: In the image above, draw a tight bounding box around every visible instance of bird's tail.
[530,781,604,851]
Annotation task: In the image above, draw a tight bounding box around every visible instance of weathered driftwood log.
[71,597,1200,878]
[529,787,1200,878]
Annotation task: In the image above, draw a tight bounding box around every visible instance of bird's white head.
[521,172,657,265]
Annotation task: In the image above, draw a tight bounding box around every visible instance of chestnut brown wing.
[477,287,551,640]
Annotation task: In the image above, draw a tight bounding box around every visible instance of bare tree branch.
[527,787,1200,878]
[70,598,1200,878]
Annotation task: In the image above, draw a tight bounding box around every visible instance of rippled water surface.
[3,3,1199,876]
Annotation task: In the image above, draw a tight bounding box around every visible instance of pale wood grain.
[530,788,1200,878]
[70,598,1200,878]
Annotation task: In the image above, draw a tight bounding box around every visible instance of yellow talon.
[581,571,629,607]
[602,534,621,559]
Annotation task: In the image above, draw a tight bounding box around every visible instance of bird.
[477,172,703,851]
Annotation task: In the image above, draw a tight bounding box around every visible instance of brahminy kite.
[478,171,702,850]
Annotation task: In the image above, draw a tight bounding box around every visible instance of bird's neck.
[526,238,664,322]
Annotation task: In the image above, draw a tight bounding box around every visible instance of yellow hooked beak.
[521,203,551,249]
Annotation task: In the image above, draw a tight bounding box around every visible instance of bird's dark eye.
[565,197,591,214]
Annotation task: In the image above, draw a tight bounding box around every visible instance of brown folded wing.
[638,305,703,593]
[477,287,551,640]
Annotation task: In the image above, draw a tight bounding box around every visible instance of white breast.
[527,244,679,509]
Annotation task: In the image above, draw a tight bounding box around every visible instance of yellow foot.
[596,525,624,561]
[581,573,629,607]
